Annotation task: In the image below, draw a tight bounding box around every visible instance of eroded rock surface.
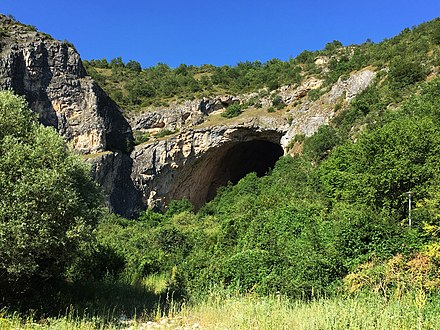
[0,15,133,153]
[88,152,144,216]
[280,68,376,147]
[129,95,240,134]
[130,68,376,212]
[131,125,284,210]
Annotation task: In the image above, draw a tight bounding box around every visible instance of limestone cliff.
[0,15,133,153]
[131,124,285,211]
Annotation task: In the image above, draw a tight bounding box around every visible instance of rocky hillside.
[1,14,439,217]
[0,14,132,154]
[125,67,375,211]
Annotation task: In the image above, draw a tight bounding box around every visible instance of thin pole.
[407,191,413,226]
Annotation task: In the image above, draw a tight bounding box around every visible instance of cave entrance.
[206,140,284,202]
[167,136,284,210]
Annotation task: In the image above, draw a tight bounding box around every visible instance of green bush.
[133,130,150,145]
[271,94,286,110]
[308,88,323,101]
[221,103,242,118]
[321,115,440,218]
[302,125,340,162]
[154,129,175,138]
[222,249,272,292]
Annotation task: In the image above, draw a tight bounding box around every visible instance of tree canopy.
[0,91,102,294]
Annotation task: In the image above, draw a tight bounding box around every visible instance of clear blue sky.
[2,1,440,68]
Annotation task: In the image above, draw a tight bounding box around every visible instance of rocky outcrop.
[280,68,376,148]
[88,152,144,216]
[0,15,133,153]
[127,68,376,213]
[129,95,240,134]
[278,77,323,103]
[131,124,284,210]
[328,68,376,102]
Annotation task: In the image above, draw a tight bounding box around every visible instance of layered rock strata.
[0,15,133,154]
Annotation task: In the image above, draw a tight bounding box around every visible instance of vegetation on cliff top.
[83,18,440,114]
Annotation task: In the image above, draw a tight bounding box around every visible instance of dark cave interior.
[205,140,284,203]
[168,137,284,211]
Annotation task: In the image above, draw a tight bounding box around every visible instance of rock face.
[88,152,144,216]
[0,15,133,153]
[129,69,376,212]
[129,95,240,134]
[0,15,378,217]
[131,125,285,211]
[280,68,376,148]
[132,125,283,208]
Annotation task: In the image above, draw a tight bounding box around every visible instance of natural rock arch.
[129,127,286,214]
[161,131,284,210]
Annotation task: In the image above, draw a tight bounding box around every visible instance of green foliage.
[432,25,440,44]
[296,50,316,64]
[332,84,388,140]
[154,129,176,139]
[321,114,440,218]
[126,60,142,72]
[109,56,124,68]
[302,125,340,162]
[0,91,35,139]
[329,203,422,269]
[133,130,150,145]
[221,103,242,118]
[324,40,343,52]
[166,198,193,217]
[388,58,428,90]
[271,94,286,110]
[26,24,37,31]
[5,18,440,315]
[83,57,303,113]
[308,88,324,101]
[267,106,276,113]
[153,78,440,299]
[29,20,438,310]
[0,91,101,295]
[95,207,199,292]
[222,249,272,292]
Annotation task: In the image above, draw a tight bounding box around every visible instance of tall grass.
[2,291,440,329]
[0,309,112,330]
[177,289,440,330]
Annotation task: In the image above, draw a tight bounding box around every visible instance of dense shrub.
[302,125,339,162]
[221,103,243,118]
[388,58,427,89]
[271,94,286,110]
[321,114,440,217]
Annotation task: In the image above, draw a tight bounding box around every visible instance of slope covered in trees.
[83,18,440,114]
[93,75,440,302]
[89,18,440,301]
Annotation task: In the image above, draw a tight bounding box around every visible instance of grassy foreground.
[2,291,440,329]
